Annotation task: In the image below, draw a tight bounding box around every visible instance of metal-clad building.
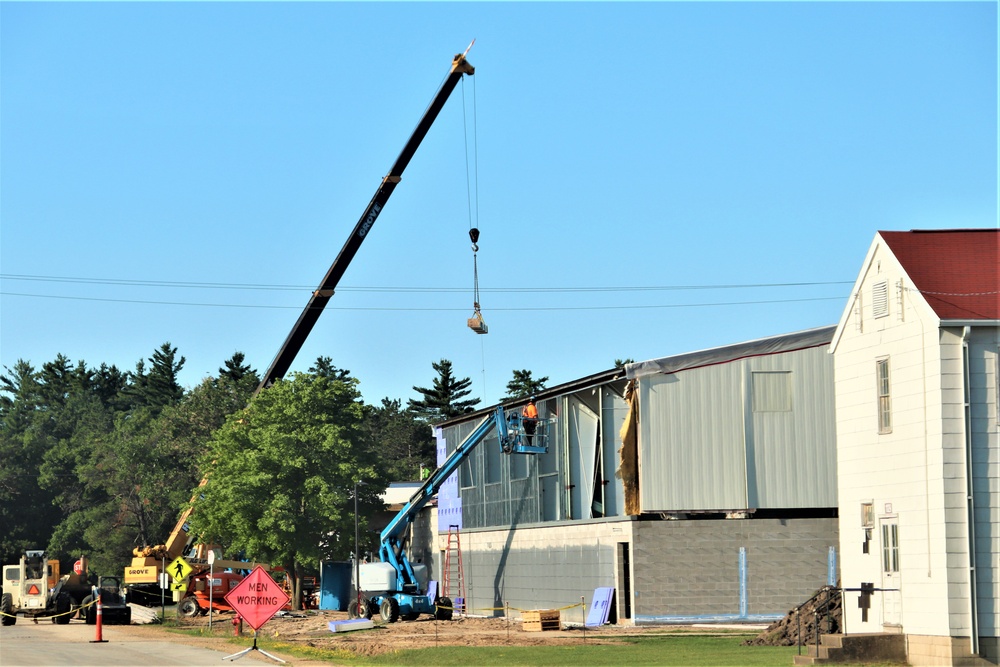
[429,327,839,625]
[633,326,838,511]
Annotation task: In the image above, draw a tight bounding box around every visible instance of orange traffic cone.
[90,593,108,643]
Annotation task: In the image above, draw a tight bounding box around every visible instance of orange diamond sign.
[223,565,289,631]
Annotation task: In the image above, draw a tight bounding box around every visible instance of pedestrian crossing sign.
[168,556,192,582]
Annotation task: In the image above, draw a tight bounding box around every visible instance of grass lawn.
[253,634,804,666]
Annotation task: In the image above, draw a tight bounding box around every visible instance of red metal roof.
[880,229,999,320]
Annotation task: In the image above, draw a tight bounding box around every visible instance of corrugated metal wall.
[639,344,837,511]
[440,384,628,531]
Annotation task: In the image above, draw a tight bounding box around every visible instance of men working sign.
[224,566,289,631]
[222,566,289,663]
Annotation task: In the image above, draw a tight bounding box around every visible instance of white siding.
[834,241,953,637]
[834,236,1000,644]
[968,329,1000,637]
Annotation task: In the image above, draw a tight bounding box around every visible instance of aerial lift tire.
[435,596,453,621]
[379,597,399,623]
[177,597,200,617]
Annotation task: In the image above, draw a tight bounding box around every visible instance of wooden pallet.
[521,609,560,632]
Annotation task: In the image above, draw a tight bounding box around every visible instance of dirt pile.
[173,609,637,657]
[743,585,842,647]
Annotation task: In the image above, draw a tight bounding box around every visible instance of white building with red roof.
[830,229,999,665]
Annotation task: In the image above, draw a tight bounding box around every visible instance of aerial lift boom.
[125,48,476,601]
[354,406,547,622]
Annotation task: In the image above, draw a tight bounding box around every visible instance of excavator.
[124,46,476,604]
[352,406,548,622]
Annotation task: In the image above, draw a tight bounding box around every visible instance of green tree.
[502,369,549,401]
[309,356,353,382]
[218,351,257,384]
[614,358,635,368]
[1,355,138,567]
[0,360,59,562]
[407,359,480,423]
[363,398,435,480]
[190,373,382,609]
[96,371,260,572]
[122,343,186,411]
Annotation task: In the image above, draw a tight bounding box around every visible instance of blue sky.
[1,2,996,407]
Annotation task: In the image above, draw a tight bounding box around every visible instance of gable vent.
[873,280,889,318]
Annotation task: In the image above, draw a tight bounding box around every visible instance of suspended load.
[467,227,488,334]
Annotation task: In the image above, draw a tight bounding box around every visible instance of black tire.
[53,593,71,625]
[435,596,453,621]
[347,600,360,619]
[1,593,15,626]
[365,599,378,620]
[379,597,400,623]
[82,595,96,625]
[177,597,201,618]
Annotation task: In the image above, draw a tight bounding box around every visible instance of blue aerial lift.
[351,406,547,622]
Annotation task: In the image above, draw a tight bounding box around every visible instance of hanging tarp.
[617,379,640,516]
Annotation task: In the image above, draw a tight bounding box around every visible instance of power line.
[0,291,847,311]
[0,273,853,294]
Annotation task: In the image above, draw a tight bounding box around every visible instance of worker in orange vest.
[522,398,538,447]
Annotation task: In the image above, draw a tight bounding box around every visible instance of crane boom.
[256,51,475,392]
[124,49,475,601]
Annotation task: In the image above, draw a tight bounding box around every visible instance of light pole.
[354,480,366,615]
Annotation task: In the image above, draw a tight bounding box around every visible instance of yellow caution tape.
[0,597,99,620]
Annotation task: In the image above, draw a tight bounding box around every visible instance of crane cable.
[463,72,487,334]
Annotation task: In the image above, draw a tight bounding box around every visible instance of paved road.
[0,618,275,666]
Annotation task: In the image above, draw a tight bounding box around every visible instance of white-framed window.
[876,357,892,433]
[872,280,889,318]
[881,521,899,573]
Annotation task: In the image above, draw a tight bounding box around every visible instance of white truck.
[2,550,75,625]
[1,550,128,626]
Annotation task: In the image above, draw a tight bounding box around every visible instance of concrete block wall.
[905,634,1000,666]
[632,517,838,622]
[448,520,629,624]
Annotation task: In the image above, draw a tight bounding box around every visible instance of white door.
[879,517,902,626]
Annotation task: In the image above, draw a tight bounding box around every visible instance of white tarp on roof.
[624,325,836,380]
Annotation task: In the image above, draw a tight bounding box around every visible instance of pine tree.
[309,356,353,382]
[502,369,549,401]
[218,351,256,382]
[363,398,434,480]
[123,343,185,411]
[407,359,480,423]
